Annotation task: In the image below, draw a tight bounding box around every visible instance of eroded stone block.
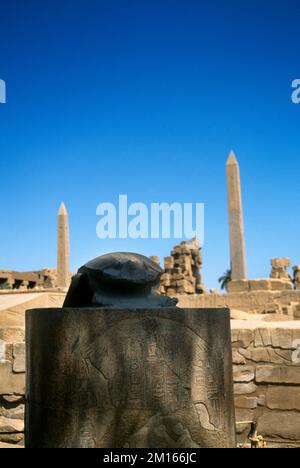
[0,361,25,395]
[227,280,249,293]
[249,280,271,291]
[233,365,255,383]
[256,365,300,385]
[258,411,300,441]
[266,386,300,411]
[13,343,25,373]
[234,382,256,395]
[26,307,236,448]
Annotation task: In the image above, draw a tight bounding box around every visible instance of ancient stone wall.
[177,291,300,317]
[160,239,206,295]
[1,321,300,447]
[0,269,58,290]
[0,327,25,445]
[232,321,300,447]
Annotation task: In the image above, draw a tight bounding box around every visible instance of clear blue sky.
[0,0,299,289]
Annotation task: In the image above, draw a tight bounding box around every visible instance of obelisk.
[57,202,70,289]
[226,151,247,280]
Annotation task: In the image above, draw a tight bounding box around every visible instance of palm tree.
[218,269,232,291]
[0,281,11,290]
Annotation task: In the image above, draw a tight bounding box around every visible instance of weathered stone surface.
[254,328,272,347]
[257,394,266,407]
[269,279,293,291]
[0,361,25,395]
[240,346,293,364]
[256,365,300,384]
[258,411,300,441]
[271,328,297,349]
[160,239,206,295]
[232,349,246,365]
[0,433,24,444]
[0,441,23,448]
[0,416,24,433]
[13,343,25,373]
[249,280,270,291]
[0,405,24,420]
[266,386,300,411]
[234,383,256,395]
[227,280,249,293]
[26,307,236,448]
[270,258,291,280]
[0,328,25,343]
[1,395,24,404]
[234,396,258,409]
[233,365,255,383]
[231,329,254,348]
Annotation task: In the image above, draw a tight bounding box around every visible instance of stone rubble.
[160,238,206,295]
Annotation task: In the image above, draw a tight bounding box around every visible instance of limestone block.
[233,365,255,383]
[0,328,25,343]
[257,394,266,407]
[0,404,25,420]
[0,416,24,433]
[232,349,246,365]
[258,411,300,441]
[249,279,271,291]
[0,441,23,448]
[254,328,272,347]
[266,386,300,411]
[269,279,293,291]
[231,329,254,349]
[13,343,25,373]
[244,347,292,365]
[0,342,12,361]
[256,365,300,385]
[0,361,25,395]
[234,382,256,395]
[271,328,297,350]
[1,395,24,404]
[164,256,174,269]
[0,433,24,444]
[234,396,258,409]
[227,280,249,293]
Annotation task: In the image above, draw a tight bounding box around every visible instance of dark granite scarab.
[63,252,177,308]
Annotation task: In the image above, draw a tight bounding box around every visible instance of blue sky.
[0,0,299,289]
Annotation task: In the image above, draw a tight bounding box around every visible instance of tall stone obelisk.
[57,202,70,289]
[226,151,247,280]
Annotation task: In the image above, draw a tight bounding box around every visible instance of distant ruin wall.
[1,321,300,447]
[177,291,300,317]
[232,321,300,447]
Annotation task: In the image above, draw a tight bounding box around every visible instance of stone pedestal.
[25,308,236,448]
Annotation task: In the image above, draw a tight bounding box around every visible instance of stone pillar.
[226,151,247,280]
[57,202,70,289]
[25,307,236,448]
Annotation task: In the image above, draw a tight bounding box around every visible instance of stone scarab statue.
[63,252,178,308]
